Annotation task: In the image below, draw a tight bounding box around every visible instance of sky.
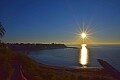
[0,0,120,44]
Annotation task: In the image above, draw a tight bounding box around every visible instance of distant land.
[6,43,67,52]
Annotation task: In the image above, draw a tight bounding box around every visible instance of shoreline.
[0,46,117,80]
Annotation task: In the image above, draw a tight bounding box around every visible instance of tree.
[0,22,5,38]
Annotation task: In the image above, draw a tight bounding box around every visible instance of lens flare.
[74,25,93,44]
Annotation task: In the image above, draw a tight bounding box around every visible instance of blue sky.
[0,0,120,44]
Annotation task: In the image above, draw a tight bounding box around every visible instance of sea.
[28,44,120,71]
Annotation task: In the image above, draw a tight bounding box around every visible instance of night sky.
[0,0,120,44]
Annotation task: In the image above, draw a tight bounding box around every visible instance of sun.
[74,25,93,44]
[81,33,87,38]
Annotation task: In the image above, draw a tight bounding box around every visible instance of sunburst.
[74,23,94,44]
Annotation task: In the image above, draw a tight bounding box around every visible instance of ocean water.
[28,45,120,70]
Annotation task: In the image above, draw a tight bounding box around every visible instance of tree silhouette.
[0,22,5,38]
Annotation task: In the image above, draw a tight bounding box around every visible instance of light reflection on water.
[28,45,120,70]
[79,44,89,66]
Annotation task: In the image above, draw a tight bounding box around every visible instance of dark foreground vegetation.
[0,44,117,80]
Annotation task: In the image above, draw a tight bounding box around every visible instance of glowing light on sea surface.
[80,44,88,66]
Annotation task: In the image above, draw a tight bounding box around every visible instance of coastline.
[7,43,67,52]
[0,44,117,80]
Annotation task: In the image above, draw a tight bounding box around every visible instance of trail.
[10,59,27,80]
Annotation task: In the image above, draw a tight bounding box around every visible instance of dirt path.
[10,59,27,80]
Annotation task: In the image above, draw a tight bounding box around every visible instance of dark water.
[28,45,120,70]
